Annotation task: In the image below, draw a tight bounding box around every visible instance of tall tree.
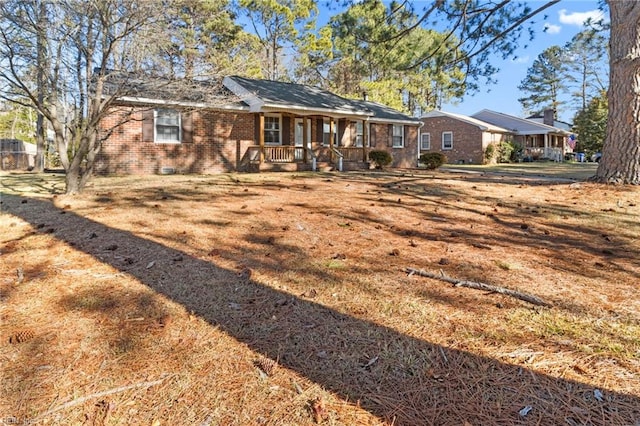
[594,1,640,184]
[564,30,608,112]
[238,0,318,80]
[0,0,171,193]
[572,91,607,155]
[162,0,243,78]
[517,46,568,118]
[317,0,466,114]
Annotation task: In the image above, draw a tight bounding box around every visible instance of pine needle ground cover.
[1,169,639,425]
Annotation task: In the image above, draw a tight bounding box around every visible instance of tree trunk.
[34,0,47,172]
[594,2,640,184]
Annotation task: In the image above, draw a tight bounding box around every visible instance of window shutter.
[388,124,393,147]
[182,111,193,143]
[142,109,155,142]
[282,115,290,145]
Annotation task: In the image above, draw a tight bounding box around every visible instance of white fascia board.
[262,104,374,118]
[516,129,570,136]
[115,96,249,111]
[368,118,422,126]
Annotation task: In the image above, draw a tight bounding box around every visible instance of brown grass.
[1,169,639,425]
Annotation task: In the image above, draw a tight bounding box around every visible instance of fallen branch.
[34,375,170,421]
[405,267,552,307]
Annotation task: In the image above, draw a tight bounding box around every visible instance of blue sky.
[438,1,607,122]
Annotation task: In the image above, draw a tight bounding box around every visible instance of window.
[442,131,453,150]
[392,125,404,148]
[354,121,364,147]
[155,109,181,143]
[420,133,431,150]
[264,115,281,144]
[323,119,336,146]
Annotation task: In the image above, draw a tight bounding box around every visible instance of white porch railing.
[544,147,563,162]
[524,147,563,162]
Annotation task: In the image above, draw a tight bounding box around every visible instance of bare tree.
[0,0,172,193]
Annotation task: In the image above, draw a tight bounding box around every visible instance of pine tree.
[517,46,568,118]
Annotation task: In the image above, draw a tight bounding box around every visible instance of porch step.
[315,162,334,172]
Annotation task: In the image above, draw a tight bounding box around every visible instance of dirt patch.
[1,170,639,425]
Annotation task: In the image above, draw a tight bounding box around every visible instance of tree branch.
[405,267,553,307]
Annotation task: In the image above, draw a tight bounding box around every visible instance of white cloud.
[558,9,605,26]
[544,23,562,34]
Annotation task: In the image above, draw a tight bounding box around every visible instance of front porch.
[241,145,371,172]
[241,112,373,172]
[519,133,568,162]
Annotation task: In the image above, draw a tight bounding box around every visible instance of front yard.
[442,161,599,180]
[1,169,639,425]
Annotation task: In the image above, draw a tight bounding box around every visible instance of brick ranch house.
[96,76,421,175]
[420,109,572,164]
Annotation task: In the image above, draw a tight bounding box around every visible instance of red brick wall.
[420,116,487,164]
[97,107,421,174]
[369,123,419,168]
[97,107,255,174]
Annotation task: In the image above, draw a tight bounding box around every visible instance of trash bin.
[576,152,585,162]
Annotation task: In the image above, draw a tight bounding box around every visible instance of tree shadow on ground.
[2,192,640,425]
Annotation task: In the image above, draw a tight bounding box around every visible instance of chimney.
[543,109,555,126]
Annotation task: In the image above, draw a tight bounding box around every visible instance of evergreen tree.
[162,0,244,78]
[573,92,607,155]
[316,0,466,114]
[564,30,608,111]
[517,46,568,118]
[238,0,318,80]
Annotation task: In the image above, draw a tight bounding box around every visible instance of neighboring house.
[472,109,571,161]
[419,110,511,164]
[96,76,421,175]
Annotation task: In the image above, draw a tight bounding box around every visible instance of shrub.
[484,143,495,163]
[419,152,447,169]
[497,141,521,163]
[369,150,393,169]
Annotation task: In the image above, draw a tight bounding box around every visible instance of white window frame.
[420,132,431,150]
[442,131,453,150]
[155,108,181,144]
[392,124,404,148]
[264,114,282,145]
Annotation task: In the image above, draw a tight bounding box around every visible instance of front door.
[295,118,311,160]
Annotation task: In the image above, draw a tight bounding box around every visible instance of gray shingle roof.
[422,110,510,132]
[472,109,570,135]
[224,76,420,124]
[224,76,366,116]
[351,99,421,124]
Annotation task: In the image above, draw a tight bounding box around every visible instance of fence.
[0,152,35,171]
